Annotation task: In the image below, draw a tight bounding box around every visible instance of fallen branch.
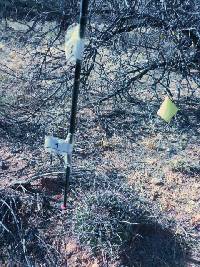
[9,171,65,188]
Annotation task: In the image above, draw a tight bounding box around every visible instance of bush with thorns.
[0,189,63,266]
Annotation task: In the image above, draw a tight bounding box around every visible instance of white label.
[44,136,59,151]
[44,136,73,155]
[74,39,85,60]
[57,141,73,155]
[65,24,85,62]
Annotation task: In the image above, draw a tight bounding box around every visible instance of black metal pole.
[62,0,89,209]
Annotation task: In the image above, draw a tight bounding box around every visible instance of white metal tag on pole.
[44,136,73,155]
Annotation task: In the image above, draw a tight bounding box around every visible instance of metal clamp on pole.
[63,133,74,168]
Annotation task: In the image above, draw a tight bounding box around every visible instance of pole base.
[61,204,67,210]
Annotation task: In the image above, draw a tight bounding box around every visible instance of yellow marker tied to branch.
[157,96,179,123]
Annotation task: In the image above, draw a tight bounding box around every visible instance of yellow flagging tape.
[157,96,179,123]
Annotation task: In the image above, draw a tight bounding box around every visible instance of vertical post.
[62,0,89,210]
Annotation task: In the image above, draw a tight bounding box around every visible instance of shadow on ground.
[119,223,189,267]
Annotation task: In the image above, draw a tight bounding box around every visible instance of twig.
[9,171,65,187]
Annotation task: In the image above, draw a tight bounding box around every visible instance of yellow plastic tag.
[157,96,179,123]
